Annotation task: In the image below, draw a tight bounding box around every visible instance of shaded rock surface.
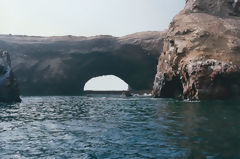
[153,0,240,100]
[0,31,166,95]
[0,50,21,102]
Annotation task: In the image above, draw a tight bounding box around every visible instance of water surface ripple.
[0,96,239,159]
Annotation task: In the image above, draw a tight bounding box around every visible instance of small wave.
[182,99,201,103]
[133,93,152,97]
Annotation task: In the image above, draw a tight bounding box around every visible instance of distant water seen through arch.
[84,75,128,91]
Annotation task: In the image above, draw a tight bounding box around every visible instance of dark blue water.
[0,95,240,159]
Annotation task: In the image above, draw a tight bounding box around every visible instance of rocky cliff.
[0,50,21,102]
[0,31,166,95]
[153,0,240,100]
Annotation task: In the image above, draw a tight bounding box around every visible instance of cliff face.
[0,31,166,95]
[185,0,240,16]
[0,50,21,102]
[153,0,240,100]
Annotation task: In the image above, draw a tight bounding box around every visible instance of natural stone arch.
[62,47,157,94]
[0,32,166,95]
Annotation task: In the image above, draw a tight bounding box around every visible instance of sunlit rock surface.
[153,0,240,100]
[0,31,166,95]
[0,50,21,102]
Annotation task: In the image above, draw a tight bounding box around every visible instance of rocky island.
[1,1,240,158]
[0,0,239,100]
[0,31,166,95]
[153,0,240,100]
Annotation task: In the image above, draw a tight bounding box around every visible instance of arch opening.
[84,75,129,91]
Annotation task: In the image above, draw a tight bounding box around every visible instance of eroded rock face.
[153,0,240,100]
[185,0,240,16]
[0,31,166,95]
[0,50,21,102]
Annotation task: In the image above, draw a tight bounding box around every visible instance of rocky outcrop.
[0,50,21,102]
[185,0,240,16]
[153,0,240,100]
[0,31,166,95]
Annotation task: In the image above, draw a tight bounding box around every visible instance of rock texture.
[0,31,166,95]
[0,50,21,102]
[153,0,240,100]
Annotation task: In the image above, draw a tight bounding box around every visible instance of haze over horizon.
[0,0,185,37]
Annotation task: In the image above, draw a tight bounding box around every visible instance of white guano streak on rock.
[233,0,238,8]
[0,66,11,86]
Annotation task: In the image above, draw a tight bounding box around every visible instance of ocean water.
[0,95,240,159]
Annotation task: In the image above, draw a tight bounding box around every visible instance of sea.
[0,95,240,159]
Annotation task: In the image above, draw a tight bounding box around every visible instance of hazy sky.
[0,0,185,91]
[84,75,128,91]
[0,0,185,37]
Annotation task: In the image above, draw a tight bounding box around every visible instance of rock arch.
[0,31,166,95]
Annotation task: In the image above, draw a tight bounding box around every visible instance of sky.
[84,75,128,91]
[0,0,185,91]
[0,0,185,37]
